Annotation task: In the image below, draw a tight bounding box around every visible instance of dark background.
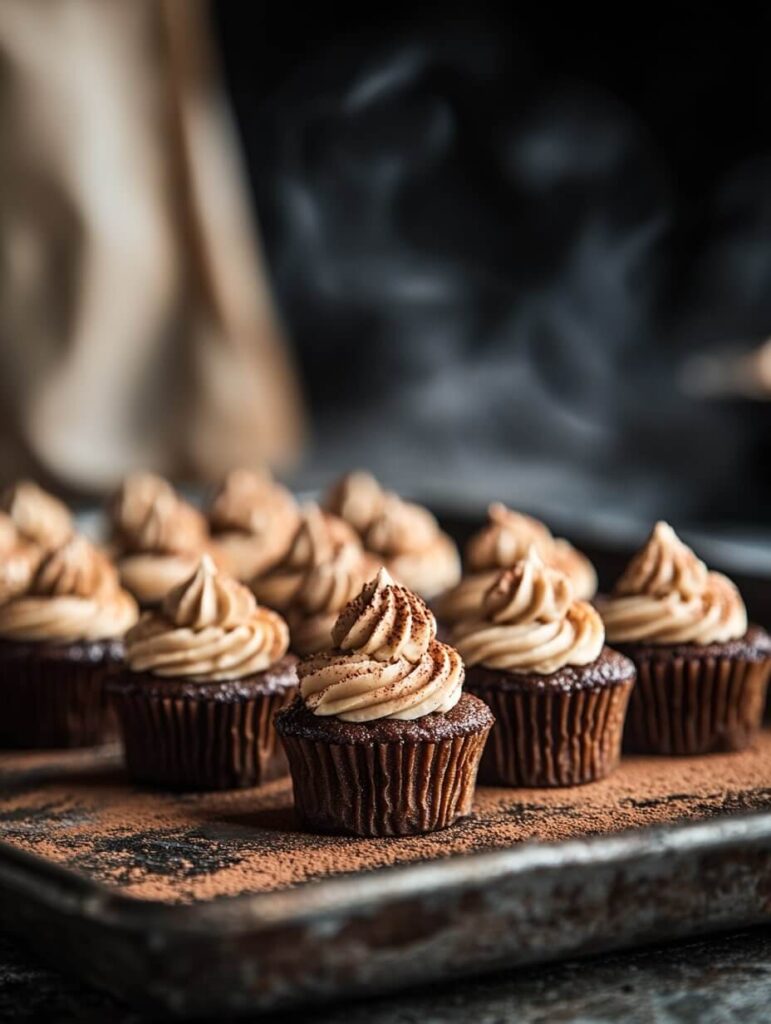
[213,3,771,530]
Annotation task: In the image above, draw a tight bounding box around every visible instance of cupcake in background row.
[208,468,300,582]
[108,472,220,608]
[453,547,634,787]
[251,502,360,613]
[0,536,138,748]
[599,522,771,755]
[111,555,297,790]
[0,513,41,605]
[1,480,73,556]
[437,502,597,626]
[324,471,461,599]
[275,568,493,836]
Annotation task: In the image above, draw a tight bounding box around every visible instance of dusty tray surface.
[0,736,770,903]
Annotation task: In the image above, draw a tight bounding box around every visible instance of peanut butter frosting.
[286,543,381,656]
[0,481,73,552]
[252,503,361,612]
[599,522,748,645]
[298,568,464,721]
[0,513,41,605]
[437,502,597,623]
[208,468,300,581]
[453,548,604,674]
[125,555,289,682]
[0,535,138,643]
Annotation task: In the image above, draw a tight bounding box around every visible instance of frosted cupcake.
[252,502,361,613]
[1,480,73,554]
[208,468,300,581]
[111,555,296,789]
[325,472,460,599]
[453,548,634,787]
[0,536,138,748]
[109,472,214,607]
[0,513,41,606]
[600,522,771,754]
[437,502,597,626]
[275,568,493,836]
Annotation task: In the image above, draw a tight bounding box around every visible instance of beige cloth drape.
[0,0,304,493]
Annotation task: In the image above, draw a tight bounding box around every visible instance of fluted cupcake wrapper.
[111,686,295,790]
[0,658,117,749]
[278,730,491,837]
[466,679,633,787]
[623,654,771,755]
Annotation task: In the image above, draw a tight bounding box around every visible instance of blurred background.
[1,0,770,549]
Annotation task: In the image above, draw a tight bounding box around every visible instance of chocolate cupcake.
[109,472,216,607]
[0,536,138,748]
[599,522,771,755]
[453,548,634,787]
[111,555,296,789]
[325,471,460,599]
[208,468,301,581]
[437,502,597,627]
[275,568,493,836]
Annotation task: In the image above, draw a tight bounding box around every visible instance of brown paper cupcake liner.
[111,685,295,790]
[278,730,490,837]
[0,650,119,749]
[623,654,771,755]
[467,677,633,787]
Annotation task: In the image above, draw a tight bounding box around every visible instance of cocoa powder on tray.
[0,733,769,905]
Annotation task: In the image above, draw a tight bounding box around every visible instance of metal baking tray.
[0,514,768,1016]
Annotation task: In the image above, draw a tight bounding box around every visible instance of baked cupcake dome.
[437,502,597,626]
[453,547,634,787]
[0,535,138,748]
[275,568,493,836]
[599,522,771,755]
[110,555,297,790]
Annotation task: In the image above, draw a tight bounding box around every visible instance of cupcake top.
[0,535,138,643]
[252,503,360,612]
[125,555,289,682]
[208,468,301,581]
[437,503,597,623]
[599,522,747,645]
[109,473,213,606]
[0,513,42,606]
[286,542,381,656]
[324,472,461,599]
[0,481,73,552]
[452,547,604,674]
[298,568,464,721]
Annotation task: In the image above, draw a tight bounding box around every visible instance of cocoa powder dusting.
[0,734,769,905]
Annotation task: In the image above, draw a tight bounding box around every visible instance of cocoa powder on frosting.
[0,732,769,905]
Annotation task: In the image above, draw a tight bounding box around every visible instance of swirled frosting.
[437,503,597,623]
[0,536,138,643]
[298,568,464,721]
[125,555,289,682]
[453,548,604,674]
[252,503,360,612]
[208,468,301,580]
[0,513,41,605]
[599,522,747,645]
[324,471,387,534]
[0,481,73,551]
[287,543,381,655]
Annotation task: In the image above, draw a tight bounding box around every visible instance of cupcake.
[285,542,380,656]
[0,536,138,748]
[437,502,597,626]
[453,548,634,787]
[208,468,301,581]
[1,480,73,554]
[109,472,214,607]
[599,522,771,755]
[0,513,41,605]
[325,472,461,599]
[252,502,362,613]
[275,568,494,836]
[111,555,297,789]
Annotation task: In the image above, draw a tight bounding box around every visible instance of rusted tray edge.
[0,812,770,1015]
